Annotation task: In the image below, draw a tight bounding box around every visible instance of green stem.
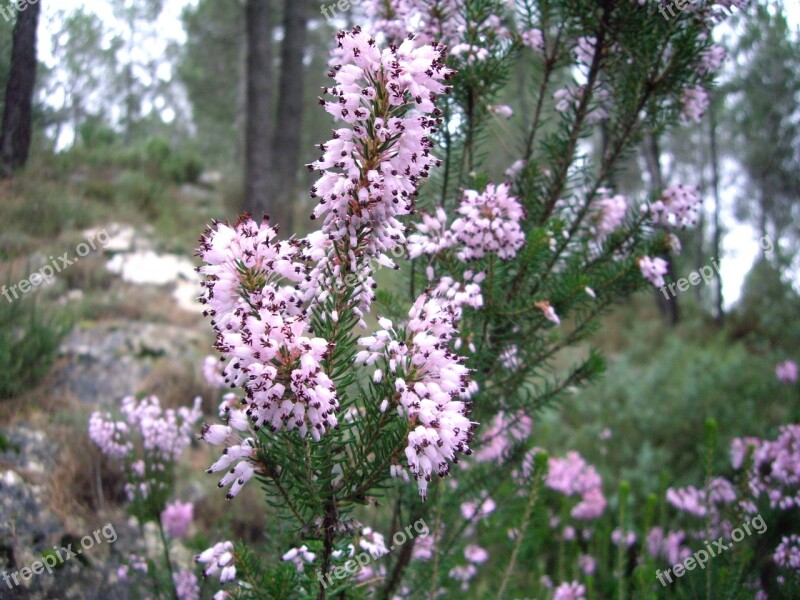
[496,451,547,600]
[156,517,180,600]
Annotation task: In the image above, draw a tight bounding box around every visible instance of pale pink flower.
[649,184,702,228]
[554,85,612,123]
[695,44,726,75]
[162,500,194,539]
[611,528,637,547]
[489,104,514,119]
[638,256,669,288]
[173,569,200,600]
[196,541,236,584]
[451,183,526,261]
[578,554,596,575]
[681,86,709,124]
[590,188,627,240]
[408,207,455,259]
[357,291,477,499]
[521,28,545,52]
[776,360,798,384]
[464,544,489,564]
[505,159,526,178]
[473,410,532,463]
[203,355,226,388]
[774,534,800,570]
[553,581,586,600]
[449,564,477,590]
[282,545,316,573]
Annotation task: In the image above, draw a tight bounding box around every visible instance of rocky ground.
[0,185,225,599]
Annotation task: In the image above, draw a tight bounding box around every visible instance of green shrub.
[3,185,93,238]
[78,118,117,149]
[162,152,204,184]
[114,171,168,218]
[540,324,784,497]
[0,296,71,400]
[143,136,173,170]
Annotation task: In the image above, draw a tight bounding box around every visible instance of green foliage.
[540,322,787,497]
[113,171,168,219]
[726,1,800,250]
[79,118,118,149]
[177,0,243,166]
[731,258,800,353]
[0,296,71,400]
[0,178,94,239]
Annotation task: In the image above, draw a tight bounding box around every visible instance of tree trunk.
[266,0,309,234]
[642,132,680,326]
[708,97,724,325]
[244,0,274,219]
[0,1,41,179]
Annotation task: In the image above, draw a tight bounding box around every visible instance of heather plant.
[145,1,763,598]
[89,395,203,599]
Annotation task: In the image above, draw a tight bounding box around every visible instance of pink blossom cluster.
[666,477,737,518]
[554,85,612,124]
[732,425,800,510]
[119,396,202,463]
[364,0,464,46]
[647,527,692,565]
[472,410,532,464]
[553,581,587,600]
[449,544,489,590]
[408,207,454,259]
[517,450,607,520]
[666,477,738,541]
[547,452,607,520]
[611,528,637,547]
[489,104,513,119]
[578,554,596,575]
[774,534,800,571]
[498,344,522,370]
[117,554,149,581]
[200,410,258,499]
[173,569,200,600]
[88,396,201,502]
[88,412,132,460]
[590,188,628,240]
[203,355,227,388]
[282,545,316,573]
[310,28,452,263]
[638,256,669,288]
[197,216,339,442]
[775,360,799,384]
[162,500,194,538]
[408,184,526,263]
[196,541,236,585]
[450,43,489,64]
[680,86,710,124]
[357,292,477,498]
[573,36,597,66]
[521,28,545,52]
[450,183,526,261]
[448,563,478,591]
[695,44,726,75]
[649,184,702,229]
